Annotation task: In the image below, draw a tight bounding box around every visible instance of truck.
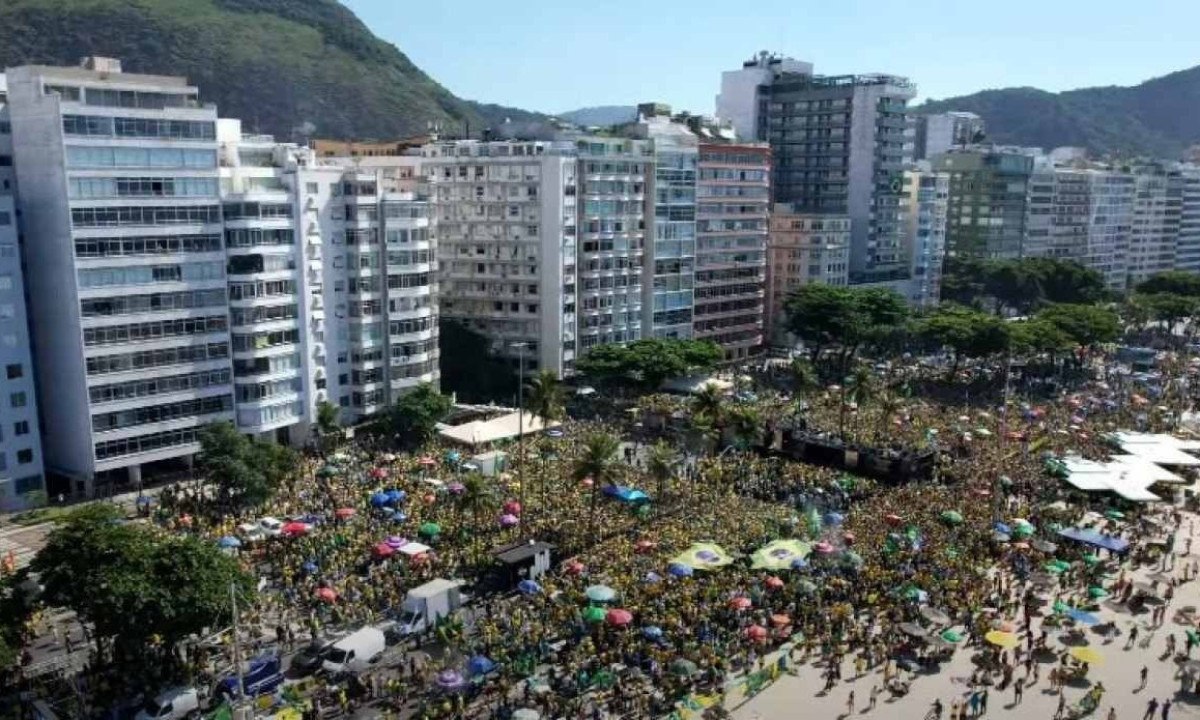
[216,652,285,701]
[396,578,466,636]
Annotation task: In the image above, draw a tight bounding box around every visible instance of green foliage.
[941,257,1107,313]
[315,400,339,435]
[526,370,566,426]
[199,422,297,508]
[1133,292,1198,332]
[783,284,909,360]
[918,304,1010,373]
[391,383,453,446]
[439,320,518,403]
[1136,271,1200,297]
[576,338,722,390]
[1035,303,1122,347]
[1009,318,1073,355]
[573,433,621,486]
[31,504,253,668]
[916,65,1200,157]
[0,0,542,142]
[690,384,725,425]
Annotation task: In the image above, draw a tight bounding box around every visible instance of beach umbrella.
[467,656,496,676]
[993,532,1011,544]
[814,541,835,555]
[940,510,963,525]
[771,613,792,627]
[728,596,752,611]
[842,550,863,568]
[1069,647,1103,665]
[764,576,785,590]
[419,522,441,538]
[499,514,520,528]
[317,465,337,478]
[750,539,812,571]
[583,606,606,623]
[671,542,733,570]
[1043,561,1068,575]
[745,625,769,642]
[517,579,541,595]
[315,587,338,603]
[217,536,241,549]
[985,630,1019,648]
[565,560,586,576]
[635,539,657,553]
[301,561,318,574]
[670,659,699,678]
[605,609,633,627]
[1081,554,1101,566]
[884,513,903,526]
[1088,587,1109,599]
[643,572,663,584]
[419,456,437,467]
[390,510,408,523]
[281,522,309,537]
[898,622,927,638]
[585,585,618,603]
[940,629,963,643]
[823,511,845,527]
[1066,609,1100,625]
[373,542,395,558]
[1031,539,1057,553]
[447,482,465,495]
[642,626,664,640]
[386,489,407,504]
[504,500,522,515]
[370,492,390,507]
[920,607,951,625]
[436,669,465,690]
[1053,600,1071,614]
[335,507,356,519]
[370,467,388,480]
[444,450,462,464]
[993,522,1012,535]
[384,536,406,550]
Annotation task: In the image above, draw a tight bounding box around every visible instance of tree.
[1135,270,1200,298]
[645,440,678,505]
[199,423,273,508]
[783,285,908,369]
[875,390,903,441]
[1035,304,1121,349]
[1133,292,1198,336]
[455,473,497,560]
[846,365,876,440]
[573,432,621,540]
[982,260,1043,316]
[576,339,722,390]
[315,400,340,436]
[526,371,565,429]
[390,383,453,447]
[1024,258,1107,306]
[690,384,725,427]
[789,358,819,396]
[726,405,762,450]
[1009,318,1073,357]
[918,304,1010,378]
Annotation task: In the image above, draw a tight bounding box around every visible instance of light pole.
[229,582,252,719]
[512,342,529,538]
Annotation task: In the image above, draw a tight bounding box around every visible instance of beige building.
[765,206,850,345]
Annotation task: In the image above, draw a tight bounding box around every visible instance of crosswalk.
[0,523,49,570]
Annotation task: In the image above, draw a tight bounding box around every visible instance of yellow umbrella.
[985,630,1020,649]
[1069,647,1103,665]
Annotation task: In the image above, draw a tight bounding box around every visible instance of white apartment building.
[1178,167,1200,273]
[901,167,949,308]
[422,141,576,376]
[913,112,984,161]
[7,59,234,494]
[1126,164,1181,287]
[715,52,814,143]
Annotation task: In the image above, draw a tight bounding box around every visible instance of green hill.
[0,0,542,141]
[917,66,1200,158]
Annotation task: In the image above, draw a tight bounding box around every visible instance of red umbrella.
[815,541,834,555]
[370,468,387,479]
[843,532,856,544]
[503,500,522,515]
[770,613,792,627]
[635,539,657,553]
[282,522,309,536]
[885,513,903,526]
[315,587,337,603]
[605,609,633,627]
[729,596,752,611]
[419,456,437,466]
[335,507,356,519]
[745,625,768,642]
[373,542,395,558]
[764,576,784,590]
[565,560,586,576]
[423,493,437,505]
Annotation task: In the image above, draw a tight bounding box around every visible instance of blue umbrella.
[668,562,694,578]
[370,492,390,507]
[823,512,845,527]
[518,579,542,595]
[467,655,496,676]
[302,561,318,574]
[136,495,152,506]
[1066,608,1100,625]
[445,451,462,464]
[217,536,241,549]
[386,489,407,504]
[643,572,663,584]
[993,522,1012,535]
[390,510,408,523]
[642,626,664,639]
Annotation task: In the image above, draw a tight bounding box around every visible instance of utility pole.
[229,583,252,719]
[512,342,528,537]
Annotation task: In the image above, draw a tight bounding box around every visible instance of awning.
[1058,528,1130,553]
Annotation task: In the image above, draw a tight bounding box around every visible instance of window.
[5,364,21,380]
[74,234,223,258]
[14,421,29,436]
[0,156,11,167]
[65,146,216,169]
[10,392,26,408]
[16,449,32,465]
[0,211,10,226]
[71,205,222,228]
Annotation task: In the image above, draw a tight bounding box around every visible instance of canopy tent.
[438,411,561,448]
[1058,527,1130,554]
[1108,432,1200,466]
[1058,455,1163,502]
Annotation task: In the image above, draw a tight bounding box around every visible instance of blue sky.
[343,0,1199,114]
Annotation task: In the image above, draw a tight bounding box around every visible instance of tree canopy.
[390,383,453,447]
[917,304,1010,375]
[199,422,298,508]
[1034,303,1121,348]
[576,338,722,390]
[782,284,909,364]
[941,257,1108,313]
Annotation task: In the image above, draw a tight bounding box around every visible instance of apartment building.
[6,59,235,494]
[934,149,1034,260]
[900,167,949,308]
[764,206,850,345]
[694,142,770,360]
[1126,163,1182,287]
[1178,167,1200,273]
[913,112,984,161]
[422,140,577,375]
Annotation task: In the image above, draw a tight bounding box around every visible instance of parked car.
[258,517,284,537]
[289,637,335,676]
[134,687,201,720]
[237,522,266,543]
[216,652,285,700]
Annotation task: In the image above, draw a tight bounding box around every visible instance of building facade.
[1126,164,1182,287]
[1178,167,1200,273]
[913,112,984,161]
[764,206,850,345]
[934,149,1034,260]
[900,167,949,307]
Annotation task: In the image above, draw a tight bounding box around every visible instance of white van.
[320,627,385,675]
[135,687,201,720]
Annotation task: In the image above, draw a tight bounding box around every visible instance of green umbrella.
[1088,586,1108,599]
[1187,629,1199,644]
[419,522,441,538]
[670,659,699,677]
[1082,554,1101,565]
[1105,509,1125,520]
[940,629,963,643]
[940,510,964,525]
[1053,600,1071,613]
[584,606,606,623]
[1012,525,1034,538]
[1044,563,1067,575]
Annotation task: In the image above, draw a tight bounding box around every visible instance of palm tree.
[841,365,876,441]
[525,370,565,528]
[573,432,621,541]
[645,440,678,506]
[875,390,903,443]
[691,384,725,427]
[726,405,763,450]
[457,473,497,564]
[790,358,819,396]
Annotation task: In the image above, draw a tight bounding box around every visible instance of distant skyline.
[343,0,1200,115]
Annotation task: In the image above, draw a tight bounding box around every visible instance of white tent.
[1059,455,1163,501]
[438,411,560,448]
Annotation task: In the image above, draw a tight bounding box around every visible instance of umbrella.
[386,489,407,504]
[605,609,633,626]
[797,580,818,594]
[671,543,733,570]
[390,510,408,523]
[940,510,963,525]
[373,542,395,558]
[841,550,864,568]
[565,560,586,575]
[419,522,441,538]
[920,607,951,625]
[370,467,388,479]
[504,500,522,515]
[1104,509,1124,520]
[670,659,699,677]
[517,580,541,595]
[217,536,241,549]
[436,669,465,690]
[419,457,437,467]
[315,587,338,603]
[993,521,1012,535]
[583,606,606,623]
[993,532,1011,544]
[940,629,963,643]
[386,536,406,549]
[884,513,903,526]
[729,596,752,611]
[1069,647,1103,665]
[447,482,465,495]
[499,514,520,528]
[814,541,835,555]
[764,576,785,590]
[1066,609,1100,626]
[1031,539,1057,553]
[643,572,662,584]
[281,522,309,536]
[585,585,618,604]
[642,626,664,639]
[985,631,1019,648]
[744,625,769,642]
[301,561,318,574]
[467,656,496,676]
[823,512,845,526]
[370,492,390,507]
[335,507,356,519]
[898,622,928,638]
[1088,586,1109,599]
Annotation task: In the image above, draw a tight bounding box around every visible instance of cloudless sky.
[343,0,1199,114]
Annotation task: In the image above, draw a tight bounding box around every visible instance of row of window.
[81,289,228,317]
[75,234,223,258]
[224,202,293,220]
[92,394,233,432]
[62,115,216,140]
[388,316,436,336]
[386,272,432,290]
[66,146,217,169]
[94,426,199,462]
[228,279,295,301]
[225,228,293,248]
[234,377,301,403]
[71,205,222,228]
[231,328,299,353]
[230,303,298,326]
[86,342,229,376]
[83,316,227,346]
[233,352,300,377]
[68,177,218,199]
[78,261,224,288]
[89,369,231,404]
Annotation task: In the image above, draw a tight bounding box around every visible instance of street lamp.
[511,342,529,538]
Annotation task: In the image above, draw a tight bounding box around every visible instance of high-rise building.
[900,166,949,308]
[6,59,234,494]
[934,149,1034,260]
[764,206,849,345]
[1126,163,1182,287]
[694,142,770,360]
[913,112,984,161]
[0,79,45,508]
[715,52,814,142]
[1177,167,1200,273]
